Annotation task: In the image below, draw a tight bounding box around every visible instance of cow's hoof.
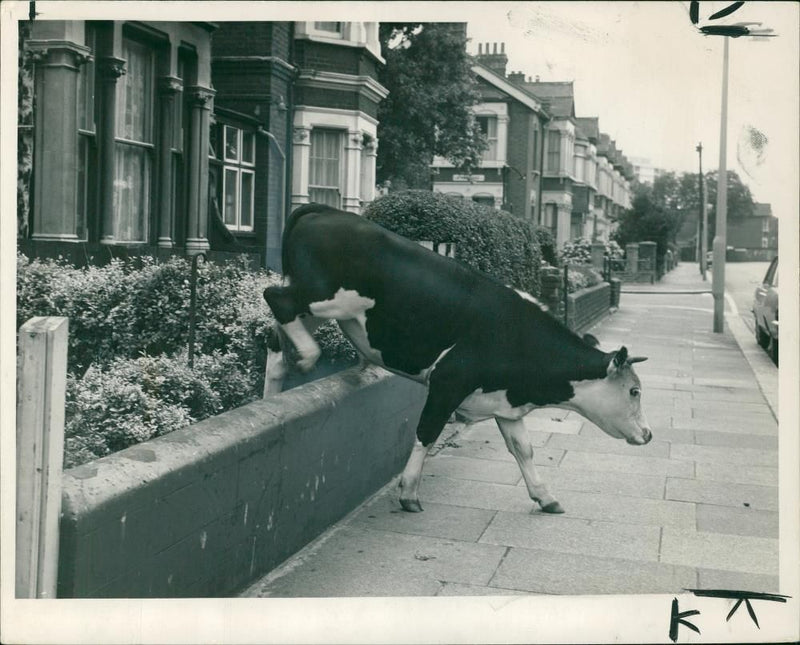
[400,498,424,513]
[540,501,565,514]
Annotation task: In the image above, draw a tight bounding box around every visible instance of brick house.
[728,202,778,260]
[17,20,386,272]
[431,44,549,223]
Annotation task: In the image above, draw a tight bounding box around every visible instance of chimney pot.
[501,42,505,53]
[493,42,497,54]
[478,43,482,54]
[535,75,540,82]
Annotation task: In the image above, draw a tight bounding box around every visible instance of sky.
[464,1,799,222]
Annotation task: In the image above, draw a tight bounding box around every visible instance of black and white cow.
[264,204,651,514]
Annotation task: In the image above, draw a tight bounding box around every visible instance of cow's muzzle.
[626,428,652,445]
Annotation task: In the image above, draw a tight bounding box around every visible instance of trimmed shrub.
[559,237,624,267]
[566,265,604,294]
[363,190,542,296]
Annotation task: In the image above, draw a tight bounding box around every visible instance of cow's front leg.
[264,286,322,373]
[496,417,564,514]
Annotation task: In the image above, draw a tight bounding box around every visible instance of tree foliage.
[376,23,486,190]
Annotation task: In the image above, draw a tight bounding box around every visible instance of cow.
[264,203,652,515]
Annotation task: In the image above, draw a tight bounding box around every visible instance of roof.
[471,62,547,116]
[520,81,575,119]
[575,117,600,142]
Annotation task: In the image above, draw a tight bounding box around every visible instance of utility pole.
[712,36,729,333]
[696,142,707,280]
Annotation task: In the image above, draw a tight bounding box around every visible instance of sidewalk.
[241,263,779,597]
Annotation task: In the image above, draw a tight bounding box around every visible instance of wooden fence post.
[16,316,68,598]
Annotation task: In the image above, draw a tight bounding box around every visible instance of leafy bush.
[559,237,624,267]
[18,251,359,468]
[566,266,604,294]
[363,190,542,296]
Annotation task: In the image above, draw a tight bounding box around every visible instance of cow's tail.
[281,203,332,275]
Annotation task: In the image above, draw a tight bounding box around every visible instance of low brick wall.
[57,366,427,598]
[567,282,612,333]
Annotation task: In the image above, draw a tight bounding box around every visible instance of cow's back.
[281,205,500,377]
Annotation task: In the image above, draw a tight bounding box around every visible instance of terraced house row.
[17,23,632,272]
[433,42,634,247]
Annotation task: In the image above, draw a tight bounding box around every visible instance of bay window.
[477,115,498,162]
[547,130,560,173]
[76,25,97,241]
[309,128,344,208]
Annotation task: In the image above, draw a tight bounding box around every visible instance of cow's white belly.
[457,388,536,422]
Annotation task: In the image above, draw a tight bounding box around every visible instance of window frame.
[211,122,256,233]
[113,36,156,244]
[309,127,345,209]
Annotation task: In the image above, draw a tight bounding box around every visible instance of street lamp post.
[696,142,707,280]
[712,36,729,333]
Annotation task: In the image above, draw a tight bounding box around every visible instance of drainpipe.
[256,127,286,272]
[536,110,551,227]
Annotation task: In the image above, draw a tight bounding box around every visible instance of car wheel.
[755,322,770,348]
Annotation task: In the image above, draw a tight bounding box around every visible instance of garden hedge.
[363,190,543,297]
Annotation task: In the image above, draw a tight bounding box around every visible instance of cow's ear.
[583,333,600,348]
[613,346,628,368]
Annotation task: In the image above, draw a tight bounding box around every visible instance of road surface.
[723,261,770,336]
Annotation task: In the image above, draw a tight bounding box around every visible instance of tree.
[376,23,486,190]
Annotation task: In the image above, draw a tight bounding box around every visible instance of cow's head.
[570,346,652,445]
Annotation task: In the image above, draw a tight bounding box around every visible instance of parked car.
[752,256,778,364]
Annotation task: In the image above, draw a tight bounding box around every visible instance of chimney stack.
[476,41,508,77]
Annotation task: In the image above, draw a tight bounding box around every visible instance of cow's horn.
[627,356,648,364]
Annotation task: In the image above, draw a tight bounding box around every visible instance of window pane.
[240,172,254,228]
[224,168,238,225]
[117,39,153,142]
[114,144,150,242]
[310,129,341,196]
[76,135,90,240]
[242,132,255,164]
[314,22,341,33]
[225,125,239,161]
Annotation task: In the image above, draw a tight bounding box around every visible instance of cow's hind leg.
[496,417,564,514]
[264,285,322,372]
[399,369,474,512]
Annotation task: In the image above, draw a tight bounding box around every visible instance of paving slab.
[243,525,508,597]
[522,416,583,435]
[437,582,530,596]
[424,454,524,485]
[693,429,779,450]
[420,475,536,514]
[697,568,780,594]
[696,503,779,539]
[560,450,694,478]
[532,465,668,500]
[439,441,562,466]
[673,416,778,436]
[549,490,696,529]
[351,494,497,542]
[669,443,778,468]
[479,512,661,562]
[666,477,777,511]
[694,462,779,487]
[546,432,671,458]
[490,546,697,595]
[660,528,779,576]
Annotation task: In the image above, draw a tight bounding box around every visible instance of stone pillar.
[343,129,363,213]
[590,242,605,271]
[638,241,657,283]
[157,76,182,248]
[185,85,215,254]
[97,56,126,243]
[556,204,571,248]
[362,136,378,204]
[291,125,312,211]
[28,42,91,240]
[626,243,639,275]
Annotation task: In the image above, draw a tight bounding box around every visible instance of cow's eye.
[630,387,641,397]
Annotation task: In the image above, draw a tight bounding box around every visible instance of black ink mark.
[669,597,701,642]
[700,23,776,38]
[685,589,790,630]
[708,1,746,21]
[690,1,700,25]
[29,0,37,21]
